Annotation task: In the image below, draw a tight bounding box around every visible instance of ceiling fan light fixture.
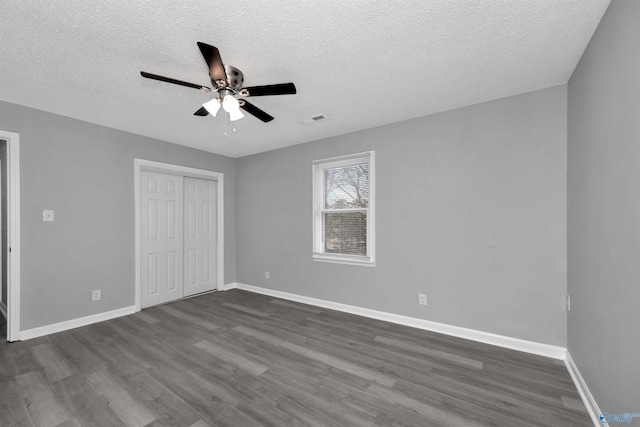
[222,94,240,113]
[229,109,244,122]
[202,98,221,116]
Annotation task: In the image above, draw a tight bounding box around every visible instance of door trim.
[0,130,21,342]
[134,159,224,312]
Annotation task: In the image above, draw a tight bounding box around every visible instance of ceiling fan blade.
[193,106,209,116]
[140,71,211,91]
[239,83,297,97]
[197,42,227,87]
[239,100,274,122]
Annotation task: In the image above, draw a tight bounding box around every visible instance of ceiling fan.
[140,42,296,123]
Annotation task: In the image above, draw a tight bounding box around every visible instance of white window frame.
[312,151,375,266]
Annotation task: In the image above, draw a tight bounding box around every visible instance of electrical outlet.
[566,294,571,311]
[419,293,427,306]
[265,271,270,280]
[92,290,101,301]
[43,210,55,222]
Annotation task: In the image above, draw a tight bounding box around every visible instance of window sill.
[312,254,375,267]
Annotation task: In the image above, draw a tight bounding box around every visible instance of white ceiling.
[1,0,609,158]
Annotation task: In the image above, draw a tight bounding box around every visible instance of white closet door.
[140,172,184,308]
[183,177,218,297]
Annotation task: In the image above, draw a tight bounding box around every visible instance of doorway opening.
[0,130,21,342]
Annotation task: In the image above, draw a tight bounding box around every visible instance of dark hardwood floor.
[0,290,591,426]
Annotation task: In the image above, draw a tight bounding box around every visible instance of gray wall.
[567,0,640,415]
[237,85,568,346]
[0,100,237,330]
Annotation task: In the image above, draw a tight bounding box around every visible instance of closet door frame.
[134,159,224,312]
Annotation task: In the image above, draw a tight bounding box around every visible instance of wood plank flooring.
[0,290,591,426]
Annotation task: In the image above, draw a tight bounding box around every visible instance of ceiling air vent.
[299,114,330,125]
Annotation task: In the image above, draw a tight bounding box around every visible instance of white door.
[183,177,217,297]
[140,172,184,308]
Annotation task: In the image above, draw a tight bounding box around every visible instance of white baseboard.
[0,301,6,318]
[19,305,137,341]
[565,351,602,427]
[229,283,566,360]
[220,282,240,291]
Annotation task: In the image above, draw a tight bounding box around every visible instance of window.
[313,151,375,266]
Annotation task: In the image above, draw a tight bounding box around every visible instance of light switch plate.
[43,210,55,222]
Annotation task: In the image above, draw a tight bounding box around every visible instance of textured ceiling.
[1,0,609,158]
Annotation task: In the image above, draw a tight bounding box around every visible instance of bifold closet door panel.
[140,172,184,308]
[183,177,218,297]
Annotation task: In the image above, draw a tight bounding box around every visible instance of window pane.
[324,163,369,209]
[324,211,367,256]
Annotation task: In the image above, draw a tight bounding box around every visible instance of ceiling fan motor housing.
[221,65,244,92]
